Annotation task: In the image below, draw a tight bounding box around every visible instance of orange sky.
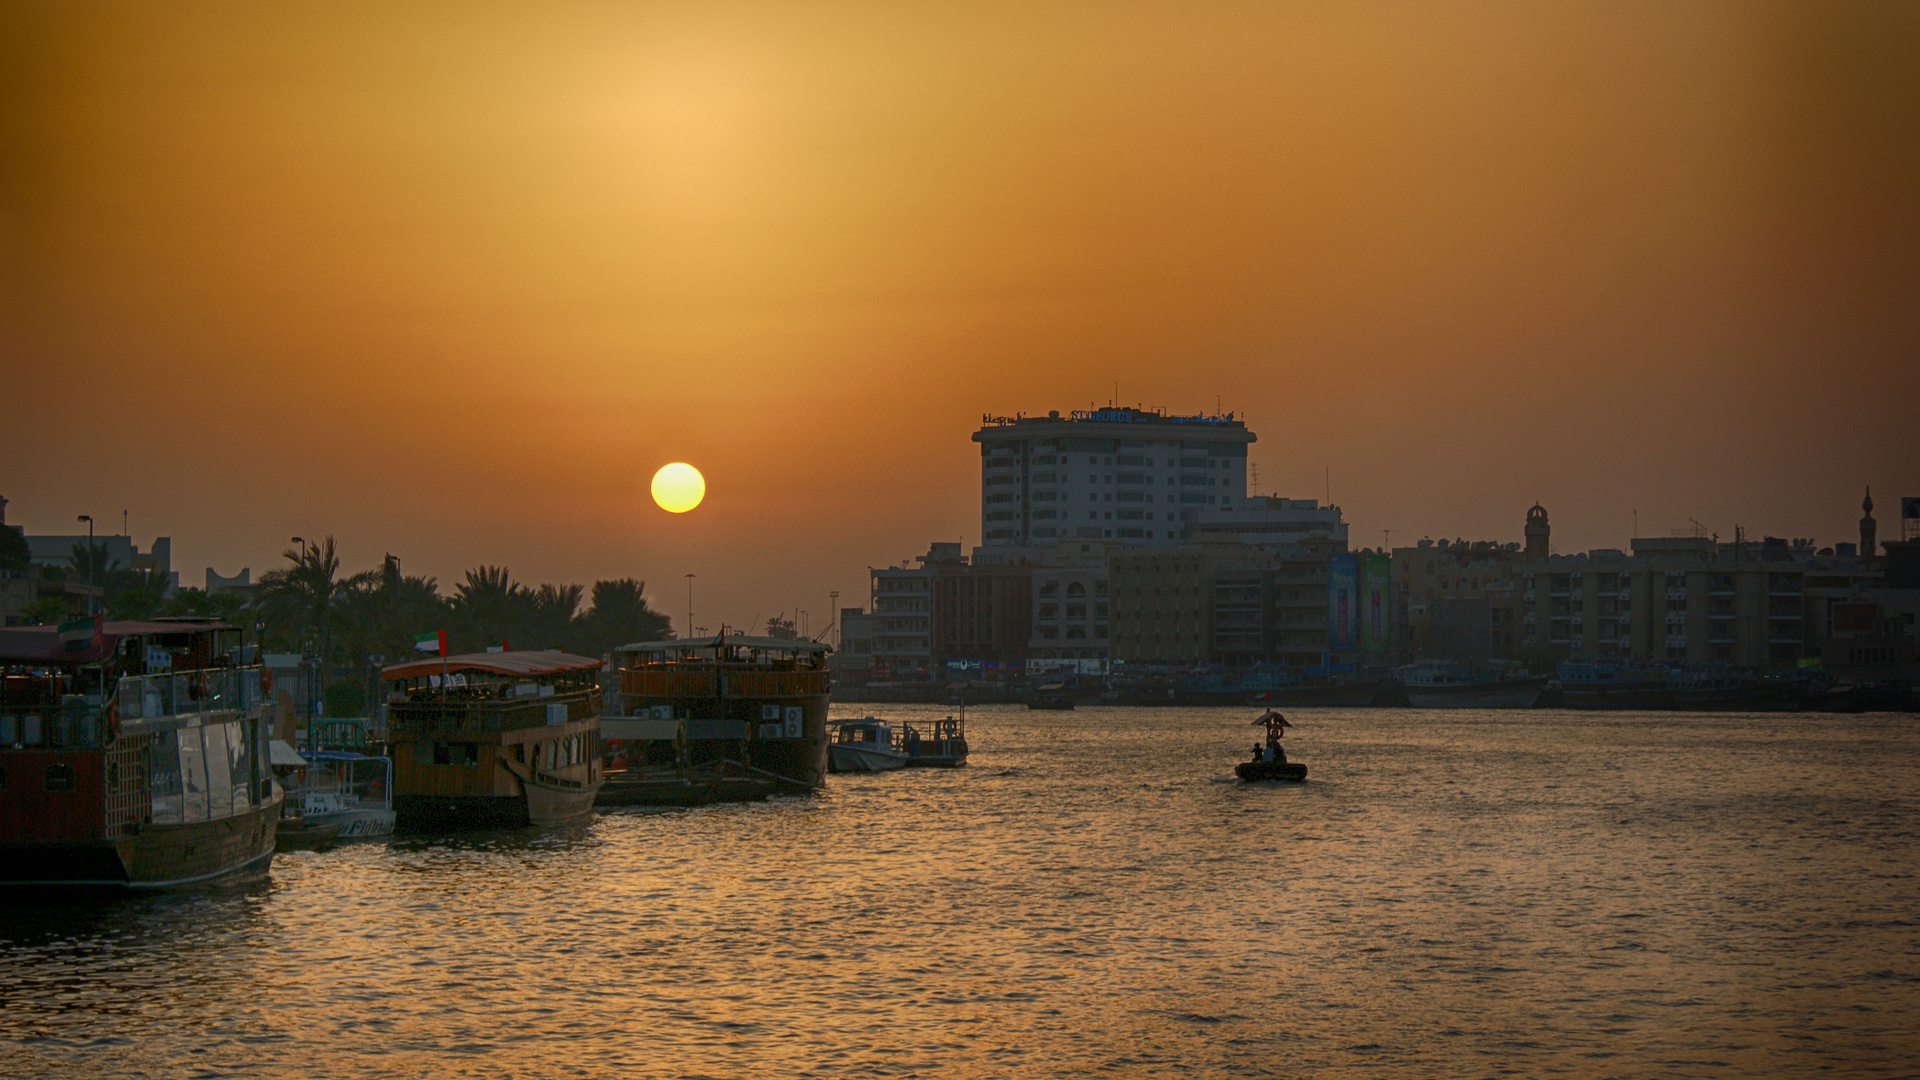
[2,2,1916,633]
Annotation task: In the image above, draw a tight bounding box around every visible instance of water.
[4,706,1917,1078]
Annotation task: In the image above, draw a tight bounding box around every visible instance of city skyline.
[4,3,1916,630]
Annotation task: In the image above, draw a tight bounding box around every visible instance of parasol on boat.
[1250,710,1293,729]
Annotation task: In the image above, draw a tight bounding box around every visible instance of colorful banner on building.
[1360,552,1390,655]
[1327,553,1359,654]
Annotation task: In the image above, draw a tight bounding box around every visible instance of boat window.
[179,727,210,823]
[432,742,480,766]
[151,730,184,823]
[203,723,235,817]
[44,764,76,792]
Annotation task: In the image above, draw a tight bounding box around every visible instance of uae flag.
[414,630,447,656]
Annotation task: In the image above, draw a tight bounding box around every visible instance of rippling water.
[4,706,1917,1078]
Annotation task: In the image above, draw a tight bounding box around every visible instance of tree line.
[8,534,676,662]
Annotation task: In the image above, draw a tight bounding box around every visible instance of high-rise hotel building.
[972,407,1255,547]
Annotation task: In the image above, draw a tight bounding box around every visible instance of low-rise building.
[1393,538,1523,662]
[869,552,936,683]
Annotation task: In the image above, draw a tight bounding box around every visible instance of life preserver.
[260,667,274,695]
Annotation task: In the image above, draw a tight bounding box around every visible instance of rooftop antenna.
[1383,528,1393,548]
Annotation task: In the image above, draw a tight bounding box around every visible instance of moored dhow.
[0,618,283,887]
[382,650,604,828]
[1397,661,1547,709]
[607,635,830,793]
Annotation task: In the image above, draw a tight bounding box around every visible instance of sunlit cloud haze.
[2,2,1915,630]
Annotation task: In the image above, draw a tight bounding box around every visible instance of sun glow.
[651,462,706,513]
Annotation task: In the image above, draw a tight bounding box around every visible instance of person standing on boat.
[1259,711,1290,763]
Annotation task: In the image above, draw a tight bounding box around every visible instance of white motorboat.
[827,718,910,773]
[296,751,396,838]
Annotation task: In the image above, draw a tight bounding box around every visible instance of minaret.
[1524,504,1550,560]
[1861,487,1877,558]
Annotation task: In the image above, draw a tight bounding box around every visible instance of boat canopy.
[0,619,238,666]
[615,635,829,658]
[380,649,603,681]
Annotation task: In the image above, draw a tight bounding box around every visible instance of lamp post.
[685,573,695,642]
[76,515,94,615]
[291,536,307,563]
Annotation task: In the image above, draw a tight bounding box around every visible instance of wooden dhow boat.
[606,635,829,794]
[382,650,604,828]
[0,618,283,887]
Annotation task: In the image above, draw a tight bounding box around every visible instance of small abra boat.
[828,718,909,772]
[901,714,967,767]
[1235,759,1307,783]
[1025,683,1077,710]
[1236,709,1306,783]
[294,751,395,838]
[274,818,340,852]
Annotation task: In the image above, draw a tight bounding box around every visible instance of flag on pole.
[414,630,446,656]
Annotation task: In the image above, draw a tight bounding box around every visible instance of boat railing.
[117,665,265,723]
[618,666,828,698]
[387,689,596,735]
[0,696,109,749]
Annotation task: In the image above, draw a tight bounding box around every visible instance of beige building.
[1394,538,1524,661]
[1107,545,1218,665]
[1512,535,1881,668]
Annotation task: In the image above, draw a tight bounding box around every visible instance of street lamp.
[291,536,307,563]
[76,515,94,615]
[685,573,695,642]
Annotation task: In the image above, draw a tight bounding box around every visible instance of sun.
[651,462,706,513]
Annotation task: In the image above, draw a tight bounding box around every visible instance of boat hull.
[303,807,395,838]
[1405,680,1545,710]
[828,744,908,772]
[0,795,282,888]
[1251,684,1379,707]
[1236,760,1308,782]
[522,773,602,826]
[1562,685,1674,710]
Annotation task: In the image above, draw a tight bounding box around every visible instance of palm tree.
[257,536,377,663]
[107,567,173,619]
[450,565,534,652]
[68,540,121,611]
[577,578,675,655]
[335,555,447,661]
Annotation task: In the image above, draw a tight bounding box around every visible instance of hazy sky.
[3,2,1915,633]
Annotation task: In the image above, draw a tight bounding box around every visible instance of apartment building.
[973,407,1254,547]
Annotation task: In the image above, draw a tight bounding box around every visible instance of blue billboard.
[1327,553,1359,654]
